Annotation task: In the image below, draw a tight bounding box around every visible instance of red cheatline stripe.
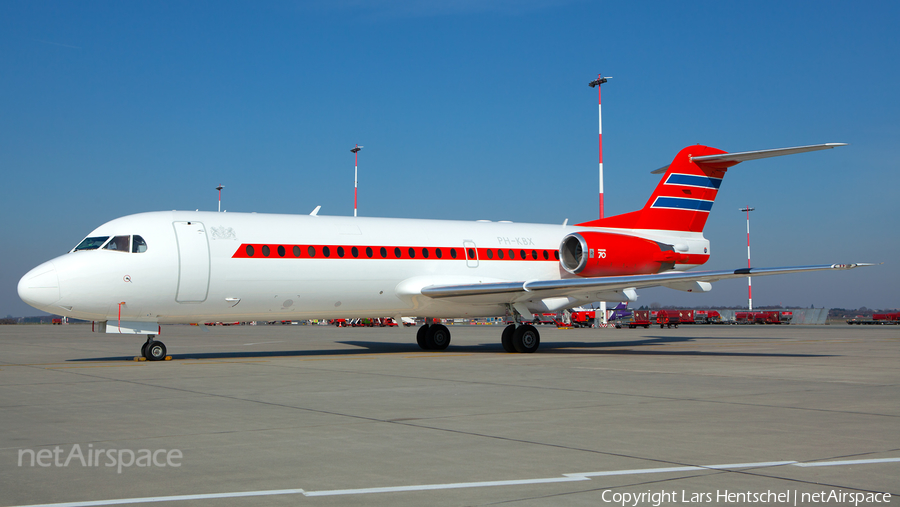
[232,244,562,262]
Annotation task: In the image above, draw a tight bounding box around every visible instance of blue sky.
[2,0,898,317]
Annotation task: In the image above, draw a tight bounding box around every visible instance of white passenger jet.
[18,143,869,360]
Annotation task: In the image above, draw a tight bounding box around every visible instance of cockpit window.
[132,235,148,253]
[103,236,130,252]
[74,236,109,251]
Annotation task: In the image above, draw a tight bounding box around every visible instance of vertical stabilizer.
[578,145,733,232]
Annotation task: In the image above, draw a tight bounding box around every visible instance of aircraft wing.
[420,263,873,304]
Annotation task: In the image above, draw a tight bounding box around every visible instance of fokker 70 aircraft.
[18,143,869,359]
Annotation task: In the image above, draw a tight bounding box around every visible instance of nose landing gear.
[141,335,167,361]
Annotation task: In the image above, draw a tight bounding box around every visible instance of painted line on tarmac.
[12,457,900,507]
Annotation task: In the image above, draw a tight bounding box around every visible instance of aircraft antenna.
[216,184,224,212]
[740,206,756,310]
[351,145,363,217]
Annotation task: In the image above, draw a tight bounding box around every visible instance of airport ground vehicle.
[847,312,900,325]
[621,310,652,329]
[735,311,793,324]
[693,310,722,324]
[655,310,681,328]
[570,310,596,328]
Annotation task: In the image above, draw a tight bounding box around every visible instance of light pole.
[589,74,611,325]
[351,145,363,217]
[588,74,611,220]
[216,184,224,212]
[740,206,755,310]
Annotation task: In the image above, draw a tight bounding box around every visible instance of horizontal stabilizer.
[651,143,847,174]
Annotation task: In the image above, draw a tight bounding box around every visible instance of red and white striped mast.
[351,145,363,217]
[588,74,610,219]
[589,73,611,325]
[741,206,755,310]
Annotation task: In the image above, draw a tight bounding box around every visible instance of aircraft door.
[463,240,478,268]
[173,221,210,302]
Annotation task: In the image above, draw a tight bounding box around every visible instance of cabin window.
[531,250,537,260]
[542,250,548,260]
[450,248,457,259]
[519,249,526,260]
[323,246,331,257]
[497,249,505,259]
[337,246,345,258]
[486,249,494,259]
[277,245,286,257]
[422,248,429,258]
[408,248,416,258]
[366,247,373,258]
[132,235,148,253]
[74,236,109,251]
[380,247,387,258]
[508,249,514,259]
[246,245,255,257]
[103,236,130,252]
[351,247,359,258]
[435,248,442,259]
[308,246,316,257]
[293,246,301,257]
[262,245,271,257]
[394,247,401,258]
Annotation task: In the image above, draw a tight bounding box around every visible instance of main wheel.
[512,325,540,353]
[146,340,167,361]
[140,342,149,358]
[427,324,451,350]
[416,325,431,350]
[501,324,516,352]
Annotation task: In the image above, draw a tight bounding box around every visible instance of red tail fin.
[578,145,736,232]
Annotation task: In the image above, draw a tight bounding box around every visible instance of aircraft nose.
[18,262,61,310]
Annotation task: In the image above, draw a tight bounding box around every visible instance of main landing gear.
[141,335,167,361]
[416,322,451,350]
[501,323,540,353]
[414,317,541,353]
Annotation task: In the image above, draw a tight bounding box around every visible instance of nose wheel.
[141,335,167,361]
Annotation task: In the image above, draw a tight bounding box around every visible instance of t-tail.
[577,143,846,233]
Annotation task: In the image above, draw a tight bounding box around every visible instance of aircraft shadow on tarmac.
[68,335,833,362]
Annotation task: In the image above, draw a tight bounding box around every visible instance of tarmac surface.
[0,323,898,506]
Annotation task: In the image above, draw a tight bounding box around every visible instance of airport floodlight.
[740,206,755,309]
[590,73,612,324]
[216,185,224,212]
[351,145,363,216]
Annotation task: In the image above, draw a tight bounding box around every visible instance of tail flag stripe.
[665,173,722,189]
[651,197,715,212]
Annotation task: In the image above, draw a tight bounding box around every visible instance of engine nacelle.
[559,231,685,277]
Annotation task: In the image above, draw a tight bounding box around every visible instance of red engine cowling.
[559,231,685,277]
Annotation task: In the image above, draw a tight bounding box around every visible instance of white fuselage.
[18,211,709,324]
